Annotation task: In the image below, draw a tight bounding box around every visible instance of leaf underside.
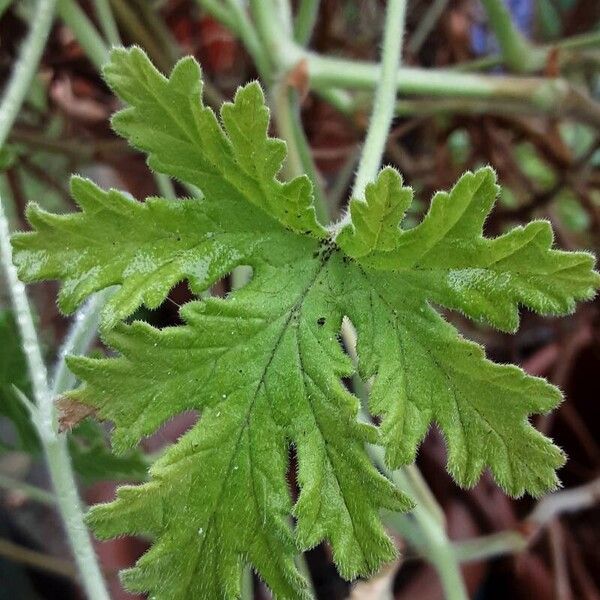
[11,48,600,599]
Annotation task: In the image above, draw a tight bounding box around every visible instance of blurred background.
[0,1,599,599]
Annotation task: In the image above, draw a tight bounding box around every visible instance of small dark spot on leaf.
[317,317,325,327]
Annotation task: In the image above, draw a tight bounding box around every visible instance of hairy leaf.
[11,48,600,599]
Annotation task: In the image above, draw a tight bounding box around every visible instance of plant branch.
[93,0,122,47]
[480,0,541,72]
[0,0,57,148]
[351,0,406,202]
[196,0,272,79]
[294,0,320,45]
[0,538,78,581]
[271,82,329,222]
[249,0,329,221]
[407,0,449,55]
[0,197,110,600]
[57,0,110,70]
[51,290,113,396]
[454,531,527,563]
[342,322,467,600]
[0,472,57,506]
[528,476,600,528]
[455,29,600,73]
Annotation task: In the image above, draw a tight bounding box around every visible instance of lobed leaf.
[10,48,600,599]
[104,47,326,238]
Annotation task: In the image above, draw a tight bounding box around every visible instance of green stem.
[294,0,320,45]
[51,289,113,396]
[196,0,272,79]
[0,472,57,506]
[351,0,406,202]
[455,29,600,73]
[195,0,238,33]
[311,54,600,125]
[241,565,253,599]
[0,0,57,148]
[407,0,449,55]
[57,0,110,70]
[93,0,122,46]
[250,0,329,221]
[155,172,177,200]
[0,0,13,19]
[480,0,541,72]
[109,0,170,72]
[342,323,467,599]
[205,1,600,126]
[0,197,110,600]
[271,84,329,222]
[307,53,547,101]
[369,444,468,600]
[454,531,527,563]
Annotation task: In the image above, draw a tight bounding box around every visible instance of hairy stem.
[57,0,110,69]
[0,197,110,600]
[250,0,329,221]
[342,322,467,598]
[93,0,122,47]
[370,442,468,600]
[51,290,112,396]
[0,0,57,148]
[294,0,320,45]
[351,0,406,202]
[480,0,541,72]
[271,83,329,222]
[196,0,272,79]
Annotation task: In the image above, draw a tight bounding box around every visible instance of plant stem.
[249,0,329,221]
[196,0,238,33]
[196,0,272,80]
[93,0,122,47]
[0,0,13,19]
[294,0,320,45]
[51,289,112,396]
[368,443,468,600]
[351,0,406,202]
[454,531,527,563]
[57,0,110,69]
[271,83,329,222]
[0,538,78,581]
[0,0,57,149]
[456,28,600,73]
[0,472,57,506]
[155,172,177,200]
[0,197,110,600]
[202,1,599,126]
[107,0,167,72]
[342,322,467,599]
[480,0,541,72]
[407,0,449,55]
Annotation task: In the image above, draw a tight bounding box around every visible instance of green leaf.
[12,176,273,326]
[11,48,600,600]
[103,47,326,239]
[337,167,412,258]
[0,310,39,452]
[339,168,598,331]
[68,421,148,485]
